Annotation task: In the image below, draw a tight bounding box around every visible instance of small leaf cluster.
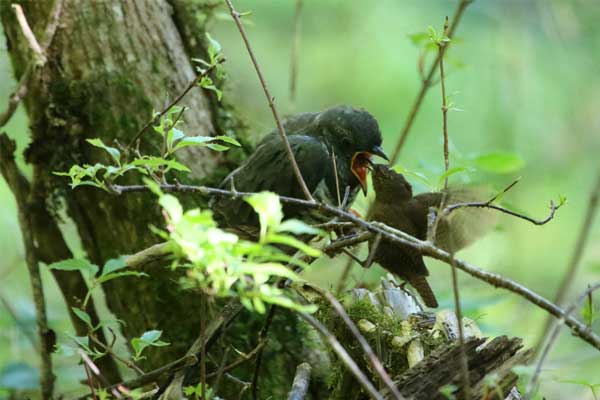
[148,182,319,314]
[55,106,240,190]
[192,33,227,101]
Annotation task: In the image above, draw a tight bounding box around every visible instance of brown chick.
[369,164,495,308]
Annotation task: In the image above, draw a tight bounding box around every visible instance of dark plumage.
[211,105,388,230]
[369,164,495,308]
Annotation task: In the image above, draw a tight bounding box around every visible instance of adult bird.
[369,164,494,308]
[211,105,388,231]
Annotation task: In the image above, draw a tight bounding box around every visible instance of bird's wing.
[211,135,332,228]
[413,188,496,252]
[370,204,430,278]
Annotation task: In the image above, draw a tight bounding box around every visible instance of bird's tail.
[410,275,439,308]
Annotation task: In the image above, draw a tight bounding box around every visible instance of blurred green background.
[1,0,599,398]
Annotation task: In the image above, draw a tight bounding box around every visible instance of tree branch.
[534,170,600,356]
[223,0,314,202]
[389,0,472,163]
[434,16,471,399]
[110,182,599,350]
[126,59,224,149]
[0,0,63,128]
[0,137,55,397]
[298,312,385,400]
[526,282,600,400]
[323,291,405,400]
[287,362,311,400]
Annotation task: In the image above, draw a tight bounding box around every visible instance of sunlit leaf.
[47,258,99,278]
[71,307,93,328]
[472,152,525,174]
[86,138,121,165]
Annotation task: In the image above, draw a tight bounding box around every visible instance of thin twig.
[289,0,303,101]
[11,5,45,63]
[200,296,207,400]
[526,282,600,400]
[81,300,243,399]
[443,200,561,226]
[323,291,405,400]
[298,312,385,400]
[89,333,144,375]
[0,0,63,128]
[534,170,600,356]
[126,60,223,149]
[206,341,266,378]
[287,362,311,400]
[435,16,471,399]
[109,183,599,351]
[224,0,314,202]
[251,305,278,400]
[363,233,382,269]
[6,152,55,397]
[389,0,472,163]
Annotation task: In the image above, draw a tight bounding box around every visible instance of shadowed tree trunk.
[0,0,241,373]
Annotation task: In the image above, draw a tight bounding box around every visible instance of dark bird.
[369,164,494,308]
[211,105,388,230]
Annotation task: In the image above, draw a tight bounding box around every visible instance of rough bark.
[1,0,231,371]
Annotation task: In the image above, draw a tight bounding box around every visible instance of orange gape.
[351,151,373,195]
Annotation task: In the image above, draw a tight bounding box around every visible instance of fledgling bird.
[369,164,494,308]
[211,105,388,230]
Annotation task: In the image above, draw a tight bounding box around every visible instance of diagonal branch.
[224,0,314,202]
[323,291,405,400]
[298,312,385,400]
[108,182,600,351]
[0,0,63,128]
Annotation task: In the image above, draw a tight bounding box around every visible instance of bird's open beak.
[351,147,388,196]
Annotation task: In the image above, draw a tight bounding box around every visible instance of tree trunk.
[1,0,238,372]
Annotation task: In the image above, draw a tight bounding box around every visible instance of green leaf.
[47,258,98,278]
[246,192,283,238]
[171,135,215,152]
[437,167,469,186]
[277,219,321,235]
[206,32,222,63]
[96,271,148,284]
[160,194,183,223]
[167,127,186,150]
[267,234,321,258]
[71,307,93,328]
[102,257,127,276]
[391,164,434,190]
[131,156,191,173]
[581,296,595,326]
[213,135,241,147]
[472,152,525,174]
[207,143,229,152]
[86,138,121,165]
[408,31,430,47]
[131,330,170,360]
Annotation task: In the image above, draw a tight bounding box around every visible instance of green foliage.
[131,330,170,361]
[47,257,147,310]
[472,152,525,174]
[55,105,240,190]
[581,292,596,327]
[184,383,216,400]
[154,187,318,314]
[193,33,227,100]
